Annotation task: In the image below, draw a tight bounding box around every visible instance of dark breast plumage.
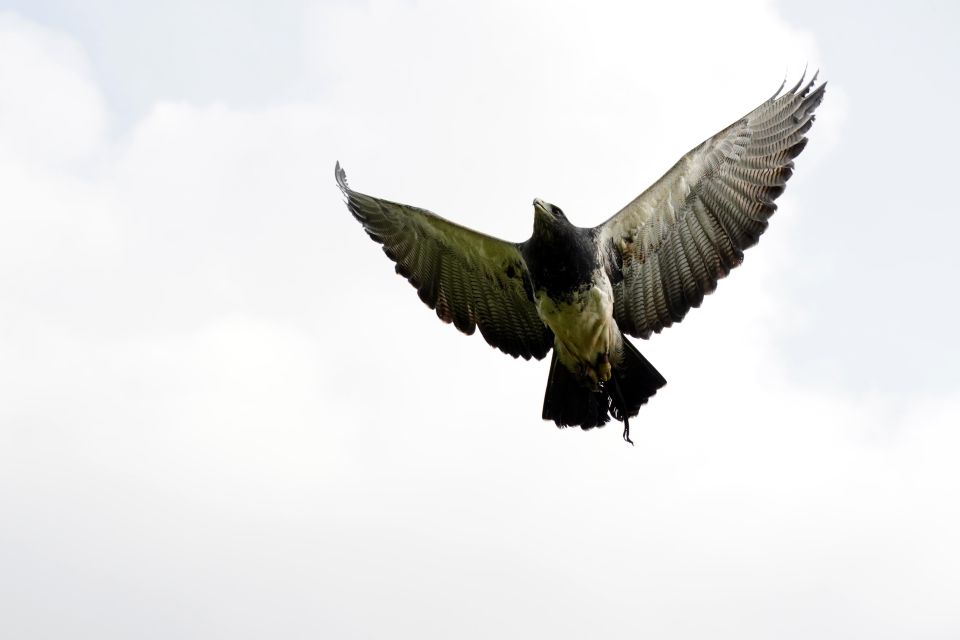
[521,224,600,301]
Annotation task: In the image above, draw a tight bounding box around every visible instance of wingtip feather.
[770,71,788,100]
[788,65,808,95]
[334,161,350,192]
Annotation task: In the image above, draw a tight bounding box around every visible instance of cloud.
[312,0,824,230]
[0,12,106,165]
[0,2,957,639]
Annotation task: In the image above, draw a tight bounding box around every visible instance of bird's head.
[532,198,569,233]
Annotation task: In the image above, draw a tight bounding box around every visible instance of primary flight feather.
[338,73,826,443]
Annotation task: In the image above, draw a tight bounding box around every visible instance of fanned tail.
[542,351,610,430]
[542,334,667,441]
[610,336,667,421]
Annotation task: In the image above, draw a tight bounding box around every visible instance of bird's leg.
[582,354,612,393]
[608,374,634,446]
[580,363,600,391]
[596,352,612,383]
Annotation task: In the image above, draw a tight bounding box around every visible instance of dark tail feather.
[541,335,667,435]
[542,351,610,430]
[608,336,667,423]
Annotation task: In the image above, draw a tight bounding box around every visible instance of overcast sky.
[1,1,959,638]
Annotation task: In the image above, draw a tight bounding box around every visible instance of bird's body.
[535,279,617,386]
[523,201,618,388]
[337,74,825,442]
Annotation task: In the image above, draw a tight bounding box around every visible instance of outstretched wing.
[337,163,553,360]
[597,74,826,339]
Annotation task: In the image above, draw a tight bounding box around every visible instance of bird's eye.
[551,206,563,217]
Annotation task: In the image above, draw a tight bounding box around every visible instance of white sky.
[1,1,959,638]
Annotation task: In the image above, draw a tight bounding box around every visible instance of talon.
[582,364,600,390]
[597,353,612,382]
[622,418,634,446]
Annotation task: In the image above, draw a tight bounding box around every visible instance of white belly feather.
[535,273,619,373]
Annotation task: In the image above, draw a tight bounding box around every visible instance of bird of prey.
[338,74,825,443]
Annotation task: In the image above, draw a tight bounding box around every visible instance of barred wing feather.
[337,163,553,360]
[597,74,826,338]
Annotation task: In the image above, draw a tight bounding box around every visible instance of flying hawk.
[338,74,825,443]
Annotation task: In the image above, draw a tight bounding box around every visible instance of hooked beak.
[533,198,552,219]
